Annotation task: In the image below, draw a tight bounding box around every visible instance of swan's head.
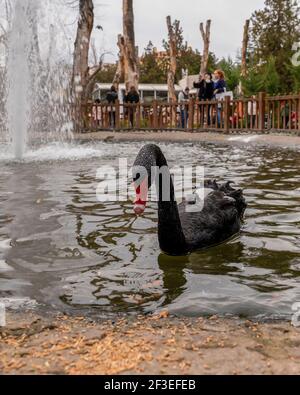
[133,177,149,216]
[132,144,165,216]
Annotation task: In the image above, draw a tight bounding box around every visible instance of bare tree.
[71,0,106,129]
[239,19,250,96]
[84,52,110,101]
[122,0,139,91]
[112,0,138,92]
[199,20,211,76]
[90,38,98,66]
[241,19,250,78]
[112,34,125,90]
[166,15,178,103]
[72,0,94,130]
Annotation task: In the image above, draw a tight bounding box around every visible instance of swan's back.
[179,180,247,250]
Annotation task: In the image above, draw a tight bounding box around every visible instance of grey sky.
[95,0,266,63]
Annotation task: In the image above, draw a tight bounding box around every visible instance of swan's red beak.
[133,179,148,216]
[134,203,146,216]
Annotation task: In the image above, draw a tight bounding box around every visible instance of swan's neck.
[157,199,187,255]
[133,144,187,255]
[156,163,187,255]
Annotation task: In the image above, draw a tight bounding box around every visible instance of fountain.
[3,0,73,160]
[7,0,31,159]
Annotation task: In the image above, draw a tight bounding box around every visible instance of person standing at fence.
[194,73,214,125]
[106,86,118,128]
[194,73,214,101]
[280,102,290,129]
[213,70,227,127]
[124,86,140,128]
[194,75,205,100]
[178,87,190,128]
[248,95,257,128]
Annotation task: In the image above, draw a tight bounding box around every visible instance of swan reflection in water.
[157,240,244,308]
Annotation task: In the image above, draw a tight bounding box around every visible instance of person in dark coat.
[194,76,205,100]
[124,86,140,127]
[106,86,118,128]
[194,73,214,126]
[194,73,214,101]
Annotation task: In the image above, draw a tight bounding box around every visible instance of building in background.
[93,82,181,104]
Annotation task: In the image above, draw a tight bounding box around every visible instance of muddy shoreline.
[75,130,300,150]
[1,310,299,375]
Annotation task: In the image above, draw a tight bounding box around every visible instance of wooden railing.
[82,92,300,133]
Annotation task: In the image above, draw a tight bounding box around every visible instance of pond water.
[0,141,299,320]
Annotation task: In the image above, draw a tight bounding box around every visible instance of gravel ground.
[1,311,300,375]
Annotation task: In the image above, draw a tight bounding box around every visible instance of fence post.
[115,100,120,129]
[136,103,141,129]
[188,99,195,130]
[224,96,231,133]
[153,100,158,129]
[258,92,266,132]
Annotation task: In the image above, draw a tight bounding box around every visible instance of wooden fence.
[82,92,300,133]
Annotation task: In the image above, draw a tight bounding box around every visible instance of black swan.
[132,144,247,256]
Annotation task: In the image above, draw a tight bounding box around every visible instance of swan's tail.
[204,180,247,219]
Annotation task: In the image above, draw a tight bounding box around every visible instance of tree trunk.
[239,19,250,96]
[166,16,178,103]
[72,0,94,132]
[112,34,125,90]
[200,20,211,76]
[84,62,104,102]
[122,0,139,92]
[241,20,250,78]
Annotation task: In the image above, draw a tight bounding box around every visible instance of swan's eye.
[133,173,141,183]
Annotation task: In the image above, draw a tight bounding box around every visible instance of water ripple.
[0,141,300,319]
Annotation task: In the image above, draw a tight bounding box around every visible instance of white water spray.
[5,0,73,160]
[7,0,32,159]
